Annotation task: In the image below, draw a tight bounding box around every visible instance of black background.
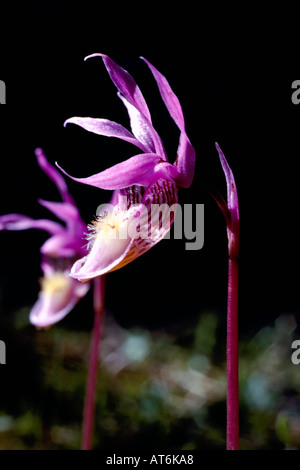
[1,3,300,341]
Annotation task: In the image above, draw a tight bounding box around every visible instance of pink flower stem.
[81,275,106,450]
[226,255,239,450]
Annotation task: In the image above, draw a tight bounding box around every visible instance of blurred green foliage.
[0,306,300,450]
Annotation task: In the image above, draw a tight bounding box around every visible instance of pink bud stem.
[226,256,239,450]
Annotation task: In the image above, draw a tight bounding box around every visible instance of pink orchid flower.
[0,148,90,328]
[58,54,195,281]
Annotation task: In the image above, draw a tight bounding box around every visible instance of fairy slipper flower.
[59,54,195,281]
[0,148,90,328]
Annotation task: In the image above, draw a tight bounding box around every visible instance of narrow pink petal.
[141,58,185,131]
[35,148,74,205]
[85,53,152,122]
[84,55,169,159]
[0,213,63,235]
[117,93,167,159]
[56,153,162,190]
[173,132,196,188]
[141,58,195,188]
[0,213,84,258]
[38,200,82,224]
[64,117,149,152]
